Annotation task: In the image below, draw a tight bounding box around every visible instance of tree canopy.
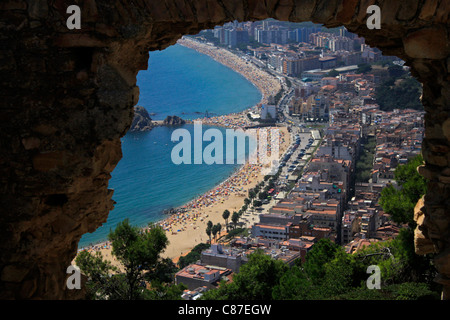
[379,155,426,226]
[201,238,439,300]
[75,219,185,300]
[75,155,438,300]
[375,73,423,111]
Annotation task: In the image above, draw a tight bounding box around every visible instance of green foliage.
[390,228,437,285]
[212,223,222,241]
[141,281,187,300]
[326,69,339,77]
[148,258,179,284]
[379,185,414,224]
[235,42,249,52]
[232,250,288,299]
[355,136,376,182]
[353,239,405,285]
[253,199,262,207]
[223,227,248,240]
[202,237,440,300]
[357,63,372,74]
[336,283,439,300]
[375,74,423,111]
[285,78,292,88]
[258,191,268,200]
[206,220,213,243]
[320,250,357,296]
[272,266,312,300]
[231,211,240,229]
[394,155,427,204]
[352,228,437,287]
[273,88,285,105]
[177,243,210,269]
[107,219,169,299]
[110,220,167,266]
[76,219,184,300]
[387,282,439,300]
[201,250,288,300]
[388,64,406,78]
[379,155,426,226]
[301,238,341,283]
[75,250,119,299]
[222,209,230,230]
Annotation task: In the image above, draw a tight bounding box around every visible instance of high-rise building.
[297,26,321,43]
[256,26,289,45]
[214,27,226,44]
[268,53,284,72]
[288,30,297,42]
[329,36,354,52]
[339,27,358,39]
[281,56,321,76]
[256,28,269,44]
[228,28,249,47]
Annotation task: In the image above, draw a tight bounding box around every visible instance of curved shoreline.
[76,39,289,267]
[78,125,290,268]
[177,37,282,105]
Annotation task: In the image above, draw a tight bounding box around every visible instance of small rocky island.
[129,106,190,132]
[162,115,186,126]
[129,106,154,132]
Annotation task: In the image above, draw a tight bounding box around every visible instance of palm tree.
[231,211,240,229]
[206,220,213,244]
[212,224,220,242]
[222,210,230,230]
[217,223,222,237]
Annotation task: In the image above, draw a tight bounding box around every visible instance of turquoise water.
[79,44,261,248]
[137,44,261,120]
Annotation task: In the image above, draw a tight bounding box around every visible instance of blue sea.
[79,44,261,247]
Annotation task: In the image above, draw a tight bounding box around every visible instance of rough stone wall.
[0,0,449,299]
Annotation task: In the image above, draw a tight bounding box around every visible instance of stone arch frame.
[0,0,449,299]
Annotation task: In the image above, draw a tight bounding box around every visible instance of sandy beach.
[75,38,290,269]
[161,125,289,260]
[79,124,290,270]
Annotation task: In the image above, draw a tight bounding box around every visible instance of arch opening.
[0,0,449,300]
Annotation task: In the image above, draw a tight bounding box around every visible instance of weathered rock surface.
[0,0,449,299]
[163,115,186,126]
[129,106,154,132]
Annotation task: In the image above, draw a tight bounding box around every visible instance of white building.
[261,104,277,120]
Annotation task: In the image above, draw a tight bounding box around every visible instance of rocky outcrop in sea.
[163,115,186,126]
[129,106,154,132]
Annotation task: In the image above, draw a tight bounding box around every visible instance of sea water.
[79,44,261,248]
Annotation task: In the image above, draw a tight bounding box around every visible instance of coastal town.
[77,20,425,300]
